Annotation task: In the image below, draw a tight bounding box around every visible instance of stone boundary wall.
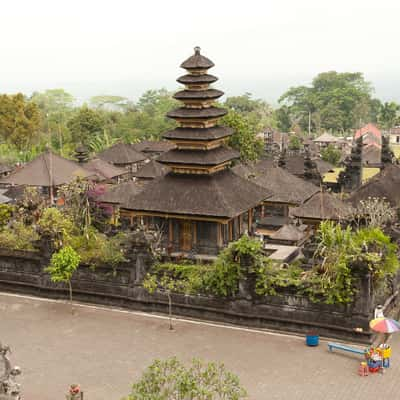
[0,247,395,344]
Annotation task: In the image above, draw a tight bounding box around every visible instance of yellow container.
[378,345,391,359]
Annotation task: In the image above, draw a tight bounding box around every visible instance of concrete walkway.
[0,292,398,399]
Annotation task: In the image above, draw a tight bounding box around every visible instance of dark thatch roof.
[163,126,232,141]
[180,47,214,70]
[269,224,307,242]
[132,160,170,180]
[313,159,335,175]
[84,158,127,180]
[158,147,239,166]
[167,106,227,120]
[290,191,355,221]
[97,143,147,165]
[132,140,175,154]
[173,89,224,101]
[0,151,94,187]
[232,161,319,205]
[98,181,144,207]
[177,74,218,85]
[125,169,272,218]
[284,155,304,176]
[348,164,400,207]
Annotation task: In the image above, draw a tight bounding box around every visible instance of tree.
[222,111,264,162]
[66,106,105,146]
[288,135,302,151]
[30,89,75,152]
[279,71,374,133]
[224,93,276,134]
[275,105,292,132]
[0,93,42,150]
[125,357,247,400]
[143,273,186,330]
[45,246,80,314]
[320,144,342,166]
[378,101,400,129]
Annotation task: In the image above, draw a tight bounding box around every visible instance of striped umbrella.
[369,318,400,333]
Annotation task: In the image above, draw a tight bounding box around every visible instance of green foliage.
[0,204,14,227]
[37,207,74,248]
[67,228,126,268]
[288,135,302,151]
[0,93,42,150]
[378,101,400,129]
[45,246,80,283]
[320,144,342,166]
[144,235,264,298]
[255,261,304,296]
[125,357,247,400]
[306,221,399,304]
[222,111,264,162]
[279,71,375,133]
[66,105,105,146]
[0,221,38,251]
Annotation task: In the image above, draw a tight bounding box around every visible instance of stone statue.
[66,384,83,400]
[0,343,21,400]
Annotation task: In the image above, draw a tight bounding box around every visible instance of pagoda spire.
[158,47,238,174]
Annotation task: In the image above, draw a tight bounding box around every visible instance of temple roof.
[132,160,170,180]
[173,89,224,101]
[313,132,339,143]
[98,181,144,207]
[132,140,175,154]
[97,143,147,165]
[348,164,400,207]
[84,158,127,180]
[290,191,355,221]
[177,74,218,85]
[158,147,239,166]
[167,106,227,120]
[270,224,307,242]
[180,47,214,70]
[163,126,232,141]
[0,151,94,187]
[125,169,272,218]
[232,161,319,205]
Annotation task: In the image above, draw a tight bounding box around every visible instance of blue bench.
[327,342,365,355]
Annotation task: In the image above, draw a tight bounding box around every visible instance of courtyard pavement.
[0,291,398,400]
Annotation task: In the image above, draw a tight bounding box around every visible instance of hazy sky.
[2,0,400,104]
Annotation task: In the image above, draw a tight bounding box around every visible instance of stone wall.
[0,246,396,344]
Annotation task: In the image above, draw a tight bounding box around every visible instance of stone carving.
[0,343,21,400]
[66,384,83,400]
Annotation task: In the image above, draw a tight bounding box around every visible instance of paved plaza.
[0,292,398,399]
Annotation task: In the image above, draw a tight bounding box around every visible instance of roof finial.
[194,46,201,55]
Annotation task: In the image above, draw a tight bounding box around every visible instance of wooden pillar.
[261,205,265,218]
[248,209,253,233]
[193,221,197,245]
[217,223,222,247]
[130,215,134,226]
[168,219,173,245]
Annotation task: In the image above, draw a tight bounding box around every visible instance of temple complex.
[123,47,270,256]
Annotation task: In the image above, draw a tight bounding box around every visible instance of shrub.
[0,221,39,251]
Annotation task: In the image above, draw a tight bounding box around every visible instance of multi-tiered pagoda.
[124,48,270,255]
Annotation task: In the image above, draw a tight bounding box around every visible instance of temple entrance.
[180,221,193,252]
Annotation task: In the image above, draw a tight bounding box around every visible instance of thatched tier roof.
[158,147,239,166]
[173,89,224,101]
[348,164,400,207]
[313,132,339,143]
[98,181,144,207]
[84,158,127,181]
[163,126,232,141]
[97,143,147,166]
[132,160,170,180]
[270,224,307,242]
[125,169,271,219]
[180,47,214,70]
[232,161,319,205]
[167,106,227,120]
[177,74,218,85]
[132,140,175,154]
[0,151,94,187]
[291,192,355,221]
